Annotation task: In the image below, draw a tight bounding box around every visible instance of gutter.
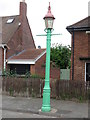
[66,27,90,33]
[3,48,7,70]
[0,44,8,70]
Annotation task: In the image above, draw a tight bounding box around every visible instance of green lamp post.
[41,2,55,112]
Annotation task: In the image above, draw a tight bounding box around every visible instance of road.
[1,109,56,118]
[0,95,89,118]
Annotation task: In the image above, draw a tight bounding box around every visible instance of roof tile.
[9,49,46,60]
[67,16,90,29]
[2,15,20,44]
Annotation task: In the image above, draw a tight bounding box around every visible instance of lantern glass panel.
[45,18,54,29]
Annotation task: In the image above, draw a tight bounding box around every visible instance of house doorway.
[86,63,90,81]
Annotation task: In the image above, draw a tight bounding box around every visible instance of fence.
[2,77,90,101]
[53,80,89,100]
[2,77,43,97]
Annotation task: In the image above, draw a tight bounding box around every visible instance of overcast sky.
[0,0,89,48]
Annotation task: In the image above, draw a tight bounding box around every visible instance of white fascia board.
[7,59,35,64]
[0,44,5,48]
[86,31,90,34]
[35,50,46,62]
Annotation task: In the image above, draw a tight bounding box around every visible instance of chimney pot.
[22,0,25,2]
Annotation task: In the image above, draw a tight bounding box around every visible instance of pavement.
[1,95,89,118]
[2,110,55,118]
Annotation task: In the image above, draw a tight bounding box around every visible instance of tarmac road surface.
[1,95,89,118]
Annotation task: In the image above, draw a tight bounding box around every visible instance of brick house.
[66,16,90,81]
[0,1,60,79]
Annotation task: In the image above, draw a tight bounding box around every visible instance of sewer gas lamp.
[41,2,55,112]
[43,2,55,29]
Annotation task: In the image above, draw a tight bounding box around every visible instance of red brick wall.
[7,2,35,58]
[19,2,36,50]
[50,66,60,80]
[35,54,46,78]
[71,31,88,81]
[88,34,90,56]
[70,34,73,80]
[30,65,35,75]
[35,53,60,79]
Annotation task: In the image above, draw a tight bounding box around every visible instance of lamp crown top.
[43,2,55,20]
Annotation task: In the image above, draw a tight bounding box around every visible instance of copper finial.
[48,2,51,13]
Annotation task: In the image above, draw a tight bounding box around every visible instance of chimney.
[20,0,27,17]
[88,1,90,16]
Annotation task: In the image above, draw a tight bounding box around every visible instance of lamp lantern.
[43,2,55,29]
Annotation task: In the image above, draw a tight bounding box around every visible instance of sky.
[0,0,89,48]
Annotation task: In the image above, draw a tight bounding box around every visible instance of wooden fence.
[2,77,42,97]
[2,77,90,101]
[52,80,89,100]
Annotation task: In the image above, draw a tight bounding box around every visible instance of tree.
[50,44,71,69]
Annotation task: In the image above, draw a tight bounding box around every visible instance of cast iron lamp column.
[41,2,55,112]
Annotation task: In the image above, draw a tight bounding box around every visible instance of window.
[18,22,21,26]
[86,63,90,81]
[10,64,30,75]
[7,18,14,24]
